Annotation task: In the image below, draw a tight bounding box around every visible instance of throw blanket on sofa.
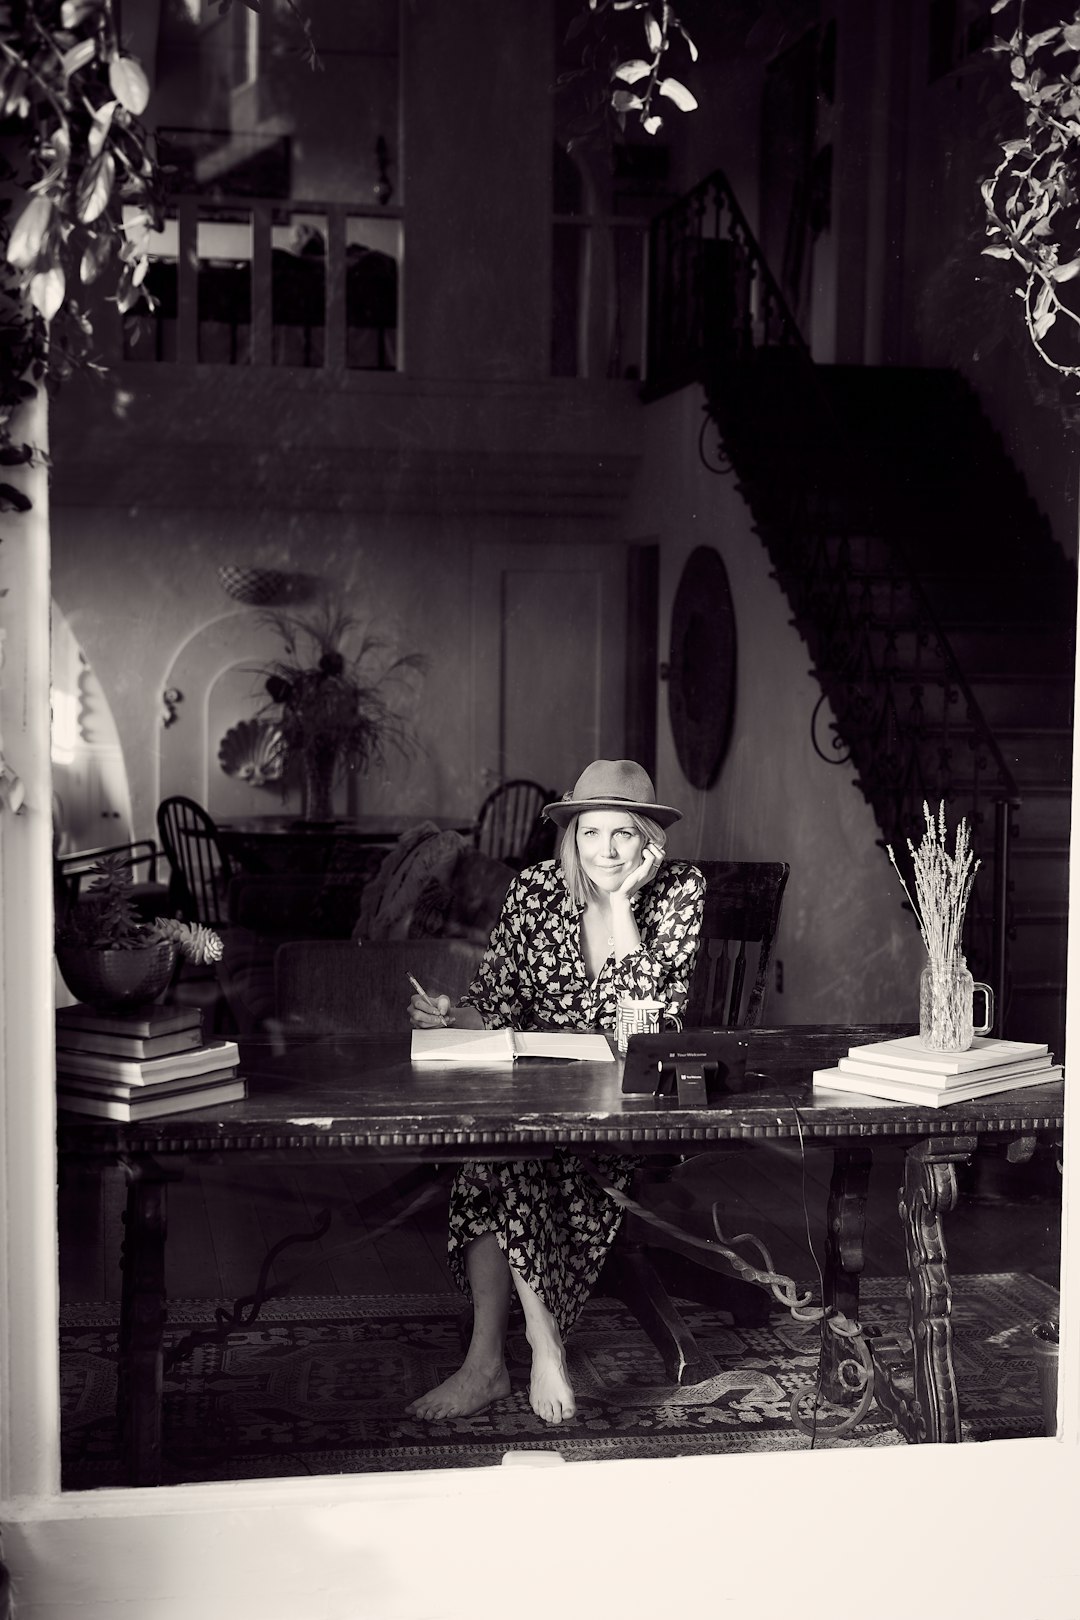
[355,824,514,945]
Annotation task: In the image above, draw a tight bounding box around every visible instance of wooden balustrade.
[124,196,401,371]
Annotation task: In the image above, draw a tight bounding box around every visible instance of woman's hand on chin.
[612,841,663,902]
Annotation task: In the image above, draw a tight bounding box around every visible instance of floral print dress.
[448,857,705,1336]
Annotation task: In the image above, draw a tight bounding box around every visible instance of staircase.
[645,173,1075,1055]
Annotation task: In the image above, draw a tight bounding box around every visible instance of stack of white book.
[812,1035,1062,1107]
[56,1003,246,1120]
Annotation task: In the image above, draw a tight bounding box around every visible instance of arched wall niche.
[50,602,134,850]
[160,612,303,818]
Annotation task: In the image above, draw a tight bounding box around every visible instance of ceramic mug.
[615,997,682,1054]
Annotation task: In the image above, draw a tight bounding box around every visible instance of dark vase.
[55,939,177,1011]
[302,740,340,823]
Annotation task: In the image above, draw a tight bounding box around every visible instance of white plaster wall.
[624,385,925,1025]
[50,502,548,839]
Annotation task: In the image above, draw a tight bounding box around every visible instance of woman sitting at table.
[406,759,704,1426]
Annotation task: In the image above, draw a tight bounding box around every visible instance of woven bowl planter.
[55,939,177,1011]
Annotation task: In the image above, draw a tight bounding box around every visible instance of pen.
[407,972,433,1005]
[408,972,451,1028]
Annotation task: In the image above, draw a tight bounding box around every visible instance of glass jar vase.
[918,954,994,1051]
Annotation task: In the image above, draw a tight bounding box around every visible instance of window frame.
[0,424,1078,1618]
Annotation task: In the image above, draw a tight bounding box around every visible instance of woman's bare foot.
[528,1347,576,1425]
[406,1361,511,1421]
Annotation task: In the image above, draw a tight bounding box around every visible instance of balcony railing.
[644,173,804,396]
[123,197,401,371]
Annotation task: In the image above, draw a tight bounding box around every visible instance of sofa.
[217,822,515,1038]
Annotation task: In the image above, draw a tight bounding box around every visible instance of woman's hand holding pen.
[407,973,453,1029]
[407,974,486,1030]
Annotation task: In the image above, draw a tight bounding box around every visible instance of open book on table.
[410,1028,615,1063]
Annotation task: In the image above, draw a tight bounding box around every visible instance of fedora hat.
[543,759,682,829]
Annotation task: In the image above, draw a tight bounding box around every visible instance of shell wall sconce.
[217,718,286,789]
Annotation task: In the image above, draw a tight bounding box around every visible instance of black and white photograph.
[0,1,1077,1616]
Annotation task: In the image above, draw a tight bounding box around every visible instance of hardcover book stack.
[812,1034,1062,1107]
[55,1002,246,1120]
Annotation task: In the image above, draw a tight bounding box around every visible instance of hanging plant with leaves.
[0,0,162,517]
[558,0,699,153]
[0,0,321,539]
[982,0,1080,378]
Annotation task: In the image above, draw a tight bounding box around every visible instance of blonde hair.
[559,811,667,908]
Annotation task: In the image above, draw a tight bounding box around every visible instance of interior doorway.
[470,541,627,802]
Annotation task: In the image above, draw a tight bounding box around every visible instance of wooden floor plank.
[949,1192,1062,1283]
[333,1159,453,1296]
[414,1178,457,1290]
[166,1170,224,1298]
[59,1141,1063,1311]
[362,1163,455,1294]
[728,1140,909,1277]
[102,1166,128,1305]
[648,1146,830,1283]
[291,1159,396,1296]
[57,1163,105,1303]
[252,1164,343,1297]
[198,1164,287,1304]
[296,1162,394,1295]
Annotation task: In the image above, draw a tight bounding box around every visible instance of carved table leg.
[117,1157,175,1487]
[872,1134,976,1444]
[821,1144,872,1399]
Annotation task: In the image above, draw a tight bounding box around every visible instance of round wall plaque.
[667,545,736,790]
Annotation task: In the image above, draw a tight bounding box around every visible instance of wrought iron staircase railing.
[644,170,1022,1020]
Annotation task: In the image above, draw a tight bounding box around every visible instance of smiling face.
[574,811,647,893]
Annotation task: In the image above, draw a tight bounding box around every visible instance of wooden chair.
[685,860,791,1026]
[603,859,791,1384]
[156,795,234,930]
[274,937,485,1036]
[55,838,169,926]
[473,779,552,870]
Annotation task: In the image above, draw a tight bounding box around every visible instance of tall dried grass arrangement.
[886,800,980,968]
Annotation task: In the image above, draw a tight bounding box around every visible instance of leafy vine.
[982,0,1080,378]
[0,0,162,522]
[0,0,316,535]
[557,0,698,153]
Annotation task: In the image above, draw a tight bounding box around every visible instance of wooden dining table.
[214,812,476,873]
[56,1023,1065,1484]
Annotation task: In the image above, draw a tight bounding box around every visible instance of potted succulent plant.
[55,854,224,1011]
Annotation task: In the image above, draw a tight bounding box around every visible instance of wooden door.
[471,542,626,802]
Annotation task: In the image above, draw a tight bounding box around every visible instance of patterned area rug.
[60,1271,1058,1487]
